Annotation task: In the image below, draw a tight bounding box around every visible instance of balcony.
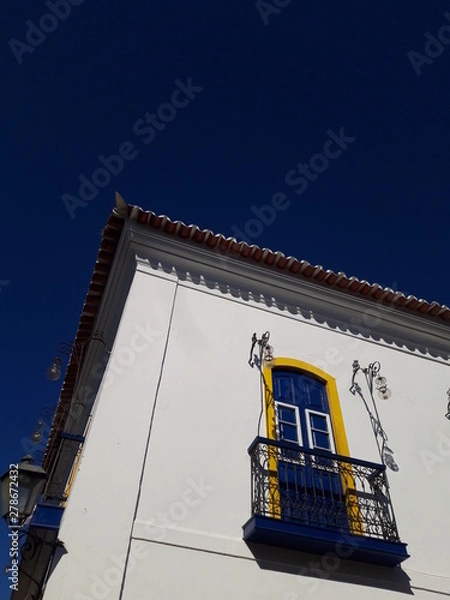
[243,437,409,567]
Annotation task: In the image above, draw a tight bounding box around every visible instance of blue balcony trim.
[30,503,65,530]
[243,515,409,567]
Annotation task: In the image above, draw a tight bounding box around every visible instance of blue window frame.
[272,369,347,529]
[272,369,337,453]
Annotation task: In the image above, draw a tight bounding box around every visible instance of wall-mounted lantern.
[350,360,398,471]
[1,455,48,526]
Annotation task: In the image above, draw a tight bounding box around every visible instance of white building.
[14,194,450,599]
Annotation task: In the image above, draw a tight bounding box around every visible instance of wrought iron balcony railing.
[243,437,409,566]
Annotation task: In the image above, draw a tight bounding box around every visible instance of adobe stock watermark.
[62,321,163,430]
[419,430,450,474]
[50,319,162,435]
[70,476,213,600]
[407,11,450,76]
[141,476,214,543]
[8,0,87,66]
[283,533,361,598]
[231,127,355,244]
[255,0,293,26]
[62,77,204,220]
[102,321,162,389]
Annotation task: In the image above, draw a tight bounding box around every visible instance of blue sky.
[1,0,450,595]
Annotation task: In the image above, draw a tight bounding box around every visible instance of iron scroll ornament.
[350,360,399,472]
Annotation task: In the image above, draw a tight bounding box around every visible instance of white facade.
[39,215,450,600]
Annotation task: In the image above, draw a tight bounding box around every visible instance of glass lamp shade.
[377,388,391,400]
[30,422,44,444]
[46,357,62,381]
[263,346,274,368]
[30,430,42,444]
[1,456,48,523]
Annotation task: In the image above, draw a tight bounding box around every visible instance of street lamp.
[1,456,48,526]
[350,360,398,471]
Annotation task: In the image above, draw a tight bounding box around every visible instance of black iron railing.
[248,437,401,542]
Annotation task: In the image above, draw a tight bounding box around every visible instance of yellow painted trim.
[62,445,83,507]
[262,362,280,518]
[263,357,363,534]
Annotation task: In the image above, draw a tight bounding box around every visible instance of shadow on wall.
[140,253,449,361]
[246,542,413,595]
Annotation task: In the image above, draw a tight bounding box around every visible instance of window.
[270,366,347,529]
[267,359,349,456]
[275,402,301,445]
[305,410,335,452]
[243,357,409,567]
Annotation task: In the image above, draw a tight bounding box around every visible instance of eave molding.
[121,221,450,360]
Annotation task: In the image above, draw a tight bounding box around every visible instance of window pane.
[278,406,297,424]
[300,378,327,411]
[274,376,295,404]
[312,430,331,450]
[280,423,299,443]
[310,413,328,431]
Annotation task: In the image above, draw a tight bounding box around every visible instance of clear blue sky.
[1,0,450,596]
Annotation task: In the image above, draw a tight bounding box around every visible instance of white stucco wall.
[42,235,450,600]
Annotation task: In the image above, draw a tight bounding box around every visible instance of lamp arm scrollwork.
[249,331,277,438]
[350,360,398,472]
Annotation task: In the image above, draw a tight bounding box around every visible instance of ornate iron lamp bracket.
[350,360,398,472]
